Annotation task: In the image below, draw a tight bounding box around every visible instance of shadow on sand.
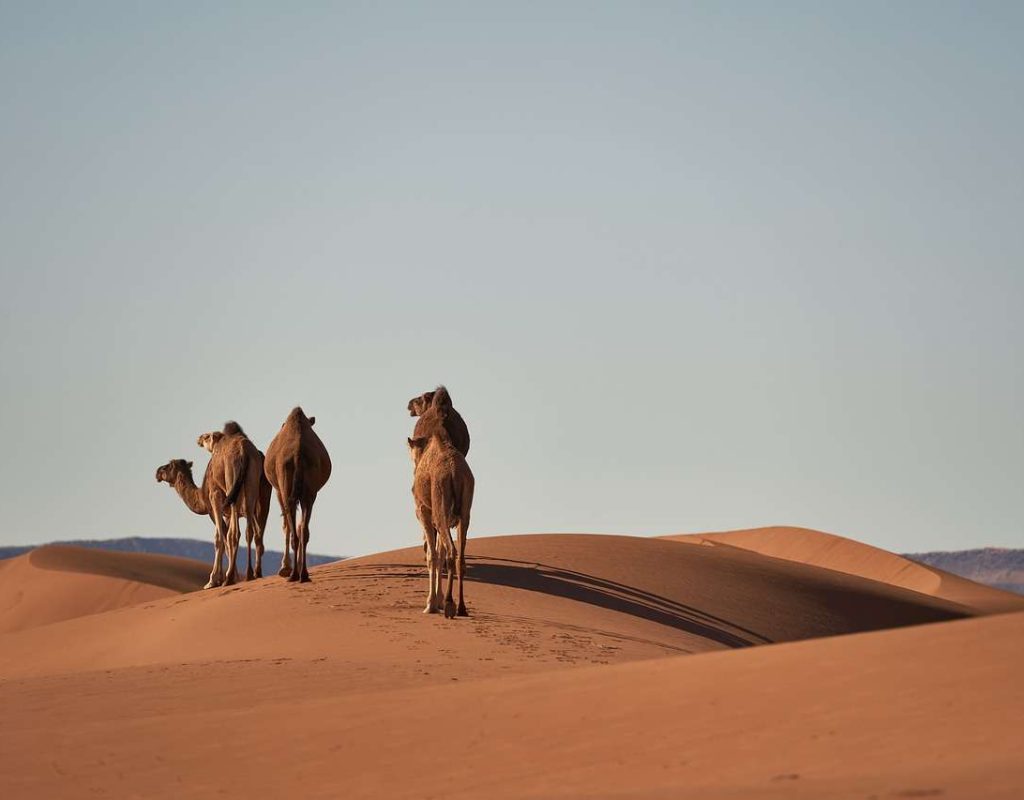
[342,557,770,648]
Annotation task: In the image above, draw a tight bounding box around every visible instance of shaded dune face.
[664,526,1024,614]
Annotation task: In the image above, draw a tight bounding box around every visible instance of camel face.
[410,386,470,457]
[197,431,223,453]
[155,459,192,484]
[407,392,434,417]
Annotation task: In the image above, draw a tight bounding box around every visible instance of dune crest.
[0,545,208,634]
[664,526,1024,613]
[0,533,971,679]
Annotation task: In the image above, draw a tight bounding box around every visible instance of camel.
[155,459,236,588]
[408,385,470,457]
[264,407,332,583]
[197,422,276,579]
[408,408,474,618]
[155,458,271,587]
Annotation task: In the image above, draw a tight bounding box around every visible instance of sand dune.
[0,545,208,634]
[0,534,970,679]
[664,526,1024,613]
[0,531,1018,798]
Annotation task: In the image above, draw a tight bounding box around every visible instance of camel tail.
[288,463,304,508]
[431,478,457,535]
[224,456,247,507]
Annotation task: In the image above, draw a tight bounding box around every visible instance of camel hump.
[286,406,313,427]
[431,386,453,409]
[222,420,246,438]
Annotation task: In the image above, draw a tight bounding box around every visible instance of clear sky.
[2,2,1021,557]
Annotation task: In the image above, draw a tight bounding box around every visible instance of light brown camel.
[408,409,474,618]
[155,458,227,588]
[156,456,271,587]
[408,385,470,457]
[197,422,275,579]
[189,423,260,586]
[264,407,331,583]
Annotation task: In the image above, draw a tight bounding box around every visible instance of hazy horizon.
[2,2,1022,558]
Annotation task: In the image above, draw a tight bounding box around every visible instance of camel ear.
[187,461,193,469]
[309,416,315,426]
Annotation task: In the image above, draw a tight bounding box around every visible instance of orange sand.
[0,530,1019,798]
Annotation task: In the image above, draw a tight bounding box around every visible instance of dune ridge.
[664,525,1024,613]
[0,545,208,634]
[0,533,973,680]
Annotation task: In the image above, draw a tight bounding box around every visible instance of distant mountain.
[0,537,342,572]
[904,548,1024,595]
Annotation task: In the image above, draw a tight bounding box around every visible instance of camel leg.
[439,526,457,619]
[223,505,240,585]
[296,494,314,583]
[456,513,469,617]
[245,511,255,581]
[434,536,442,610]
[206,510,227,590]
[206,528,224,590]
[277,496,292,578]
[253,512,264,579]
[434,530,445,612]
[242,486,260,581]
[285,501,301,583]
[277,469,303,583]
[420,519,439,614]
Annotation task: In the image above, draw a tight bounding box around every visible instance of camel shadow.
[464,557,769,649]
[336,558,770,648]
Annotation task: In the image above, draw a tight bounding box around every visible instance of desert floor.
[1,528,1021,799]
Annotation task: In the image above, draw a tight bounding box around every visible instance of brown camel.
[155,459,238,587]
[408,409,474,618]
[197,423,275,579]
[408,385,470,457]
[189,422,261,586]
[264,407,331,583]
[156,458,271,587]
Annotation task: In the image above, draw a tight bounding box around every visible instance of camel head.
[407,391,435,417]
[156,459,193,484]
[286,406,315,427]
[408,385,453,417]
[197,431,224,453]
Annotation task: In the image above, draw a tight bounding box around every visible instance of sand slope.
[664,526,1024,613]
[0,534,970,680]
[0,532,1018,798]
[0,545,209,634]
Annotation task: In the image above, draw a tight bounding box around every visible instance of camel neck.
[174,473,209,516]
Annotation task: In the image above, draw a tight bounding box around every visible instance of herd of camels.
[155,386,475,619]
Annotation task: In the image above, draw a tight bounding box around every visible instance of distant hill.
[904,548,1024,595]
[0,537,342,572]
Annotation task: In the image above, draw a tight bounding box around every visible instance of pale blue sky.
[1,2,1021,557]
